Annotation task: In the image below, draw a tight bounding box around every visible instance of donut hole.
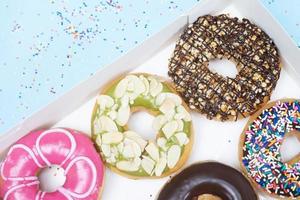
[127,110,156,140]
[185,182,236,200]
[280,132,300,163]
[207,58,238,79]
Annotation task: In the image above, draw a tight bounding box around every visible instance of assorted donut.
[157,162,257,200]
[240,99,300,198]
[91,73,193,178]
[2,13,296,200]
[0,128,104,200]
[168,14,281,121]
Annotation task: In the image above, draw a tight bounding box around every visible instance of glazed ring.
[240,99,300,198]
[168,14,281,121]
[91,73,193,179]
[0,128,104,200]
[157,162,257,200]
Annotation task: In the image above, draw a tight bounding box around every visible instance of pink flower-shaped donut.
[0,128,104,200]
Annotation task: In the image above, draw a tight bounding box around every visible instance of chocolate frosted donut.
[168,14,281,121]
[157,162,257,200]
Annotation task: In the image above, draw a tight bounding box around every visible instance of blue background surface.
[0,0,299,134]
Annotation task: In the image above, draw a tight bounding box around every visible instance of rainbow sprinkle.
[242,100,300,198]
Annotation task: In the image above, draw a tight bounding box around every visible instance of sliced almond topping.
[140,75,150,95]
[107,110,117,120]
[116,157,141,172]
[155,152,167,176]
[114,78,128,98]
[152,115,167,131]
[145,142,160,162]
[176,105,191,122]
[124,131,147,150]
[157,137,167,151]
[97,95,114,110]
[134,78,146,95]
[167,145,181,169]
[175,132,189,146]
[95,135,102,146]
[106,155,116,164]
[100,144,111,157]
[159,99,176,114]
[93,120,102,134]
[162,120,178,139]
[117,142,124,153]
[156,93,182,106]
[141,156,155,175]
[102,132,123,144]
[176,120,184,132]
[98,116,118,132]
[120,95,130,106]
[116,105,130,126]
[149,78,163,97]
[122,144,135,158]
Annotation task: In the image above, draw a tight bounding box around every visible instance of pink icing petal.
[35,129,76,166]
[39,190,70,200]
[1,144,42,181]
[63,156,97,198]
[3,180,39,200]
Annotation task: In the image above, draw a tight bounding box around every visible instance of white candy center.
[38,165,66,192]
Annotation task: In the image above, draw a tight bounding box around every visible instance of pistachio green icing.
[91,75,192,177]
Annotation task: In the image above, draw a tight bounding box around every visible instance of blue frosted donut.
[240,99,300,198]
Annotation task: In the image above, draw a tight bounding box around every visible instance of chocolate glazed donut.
[157,162,257,200]
[168,14,281,121]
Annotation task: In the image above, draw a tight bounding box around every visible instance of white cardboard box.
[1,0,300,199]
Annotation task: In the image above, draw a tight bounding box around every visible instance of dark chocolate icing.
[157,162,257,200]
[168,14,281,121]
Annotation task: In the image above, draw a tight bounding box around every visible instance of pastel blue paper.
[0,0,299,134]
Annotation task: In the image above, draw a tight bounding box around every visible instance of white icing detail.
[36,128,76,167]
[145,142,159,162]
[35,190,42,200]
[64,156,97,198]
[38,165,66,193]
[167,145,181,169]
[1,144,42,181]
[4,181,39,200]
[58,188,74,200]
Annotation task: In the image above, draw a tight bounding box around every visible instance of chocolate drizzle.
[157,162,257,200]
[168,14,281,121]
